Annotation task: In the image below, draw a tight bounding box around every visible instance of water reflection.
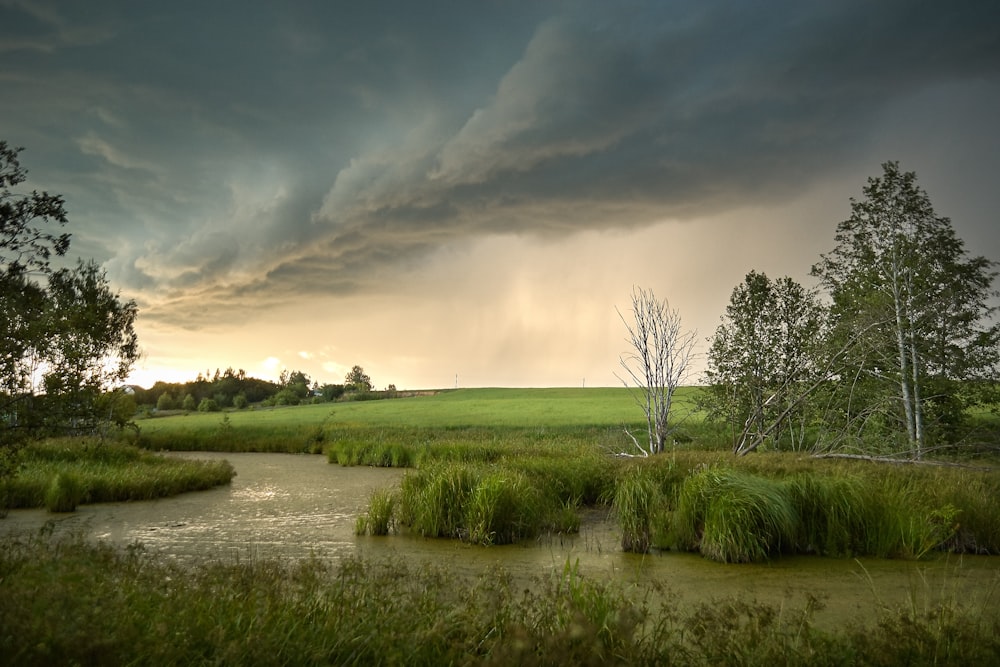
[2,452,394,562]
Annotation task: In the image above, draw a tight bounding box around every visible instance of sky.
[2,0,999,390]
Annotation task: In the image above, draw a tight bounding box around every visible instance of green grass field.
[136,387,712,452]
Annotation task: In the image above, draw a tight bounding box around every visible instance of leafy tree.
[285,370,310,387]
[345,365,373,393]
[97,389,138,431]
[272,388,301,406]
[318,384,346,401]
[705,271,826,453]
[135,371,279,410]
[0,141,69,276]
[0,271,48,433]
[211,367,241,406]
[182,393,196,411]
[41,260,139,432]
[811,161,999,458]
[2,142,70,446]
[156,391,176,411]
[197,398,219,413]
[283,370,310,401]
[1,141,138,446]
[616,287,697,455]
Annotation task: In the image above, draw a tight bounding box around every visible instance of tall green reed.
[465,468,540,545]
[673,467,797,563]
[783,473,868,556]
[399,462,478,539]
[355,487,397,536]
[612,468,661,553]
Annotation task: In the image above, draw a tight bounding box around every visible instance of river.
[3,452,998,628]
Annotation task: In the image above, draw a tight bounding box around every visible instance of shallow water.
[3,452,998,628]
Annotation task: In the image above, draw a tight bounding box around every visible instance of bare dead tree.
[616,287,697,456]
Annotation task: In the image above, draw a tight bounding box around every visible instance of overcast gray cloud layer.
[2,0,998,386]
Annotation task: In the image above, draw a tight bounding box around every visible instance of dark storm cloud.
[2,0,998,327]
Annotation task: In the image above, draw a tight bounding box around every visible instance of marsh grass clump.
[329,435,416,467]
[486,558,646,662]
[701,475,797,563]
[465,469,541,545]
[674,467,797,563]
[392,462,552,545]
[399,462,478,538]
[356,487,397,536]
[936,475,1000,553]
[612,468,661,553]
[24,438,144,465]
[410,439,506,466]
[44,471,84,512]
[326,427,514,468]
[784,473,868,556]
[670,464,979,562]
[5,438,235,510]
[860,476,961,560]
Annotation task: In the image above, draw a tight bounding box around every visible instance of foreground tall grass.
[1,535,997,666]
[0,438,235,512]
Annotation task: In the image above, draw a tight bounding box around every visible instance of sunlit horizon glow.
[3,2,997,392]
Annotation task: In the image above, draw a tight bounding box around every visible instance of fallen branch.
[810,452,995,471]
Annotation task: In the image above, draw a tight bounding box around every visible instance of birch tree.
[705,271,826,453]
[617,287,697,455]
[811,162,998,459]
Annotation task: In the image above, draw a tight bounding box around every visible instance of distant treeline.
[131,367,378,413]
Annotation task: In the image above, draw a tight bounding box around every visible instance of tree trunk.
[891,269,917,448]
[909,328,925,459]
